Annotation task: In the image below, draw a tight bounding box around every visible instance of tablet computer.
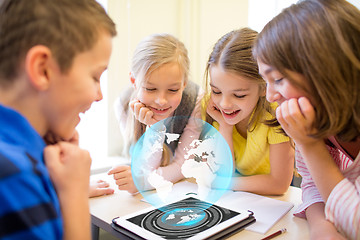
[112,197,255,240]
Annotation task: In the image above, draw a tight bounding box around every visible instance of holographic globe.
[131,116,233,209]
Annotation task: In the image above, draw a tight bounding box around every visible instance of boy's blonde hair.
[253,0,360,141]
[121,33,190,157]
[0,0,116,87]
[204,28,277,131]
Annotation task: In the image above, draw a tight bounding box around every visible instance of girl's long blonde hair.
[121,33,190,157]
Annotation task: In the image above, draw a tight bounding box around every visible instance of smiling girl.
[254,0,360,239]
[109,33,202,194]
[204,28,294,195]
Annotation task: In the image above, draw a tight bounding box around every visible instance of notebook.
[217,191,294,234]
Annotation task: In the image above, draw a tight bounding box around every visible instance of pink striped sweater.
[294,138,360,239]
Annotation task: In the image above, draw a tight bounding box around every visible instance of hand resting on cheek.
[130,99,157,126]
[276,97,317,146]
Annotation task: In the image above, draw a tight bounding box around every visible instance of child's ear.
[25,45,52,91]
[129,72,136,88]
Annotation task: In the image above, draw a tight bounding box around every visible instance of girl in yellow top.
[204,28,294,195]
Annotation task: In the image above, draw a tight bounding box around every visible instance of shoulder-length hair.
[253,0,360,141]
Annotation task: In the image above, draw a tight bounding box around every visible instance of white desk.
[89,173,309,240]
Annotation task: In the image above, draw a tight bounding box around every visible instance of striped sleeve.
[325,177,360,240]
[294,144,360,240]
[293,148,324,218]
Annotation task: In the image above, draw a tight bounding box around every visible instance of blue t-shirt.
[0,105,63,239]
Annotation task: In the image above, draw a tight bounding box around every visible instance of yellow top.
[212,103,289,175]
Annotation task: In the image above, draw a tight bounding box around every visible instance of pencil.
[261,228,287,240]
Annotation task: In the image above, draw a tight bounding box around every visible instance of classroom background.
[76,0,360,173]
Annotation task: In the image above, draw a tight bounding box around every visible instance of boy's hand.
[44,142,91,196]
[129,99,157,126]
[108,165,138,194]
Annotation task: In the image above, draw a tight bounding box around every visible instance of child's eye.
[235,94,246,98]
[93,77,100,82]
[169,89,179,93]
[145,88,156,91]
[212,89,221,95]
[274,78,284,83]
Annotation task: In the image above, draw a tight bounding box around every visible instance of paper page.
[217,191,294,234]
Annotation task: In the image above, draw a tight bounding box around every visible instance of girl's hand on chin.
[130,99,157,126]
[206,98,232,129]
[276,97,318,146]
[207,98,221,122]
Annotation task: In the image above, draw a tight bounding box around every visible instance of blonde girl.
[109,33,202,194]
[204,28,294,195]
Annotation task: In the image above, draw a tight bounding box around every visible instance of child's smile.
[136,62,186,122]
[209,65,263,127]
[149,106,172,115]
[222,109,241,119]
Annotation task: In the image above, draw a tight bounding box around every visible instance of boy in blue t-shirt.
[0,0,116,239]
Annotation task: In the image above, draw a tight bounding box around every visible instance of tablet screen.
[113,197,254,240]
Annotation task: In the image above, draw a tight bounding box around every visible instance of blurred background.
[76,0,360,171]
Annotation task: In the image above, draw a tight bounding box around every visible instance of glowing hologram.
[165,133,180,144]
[181,158,216,200]
[131,117,233,208]
[147,171,173,202]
